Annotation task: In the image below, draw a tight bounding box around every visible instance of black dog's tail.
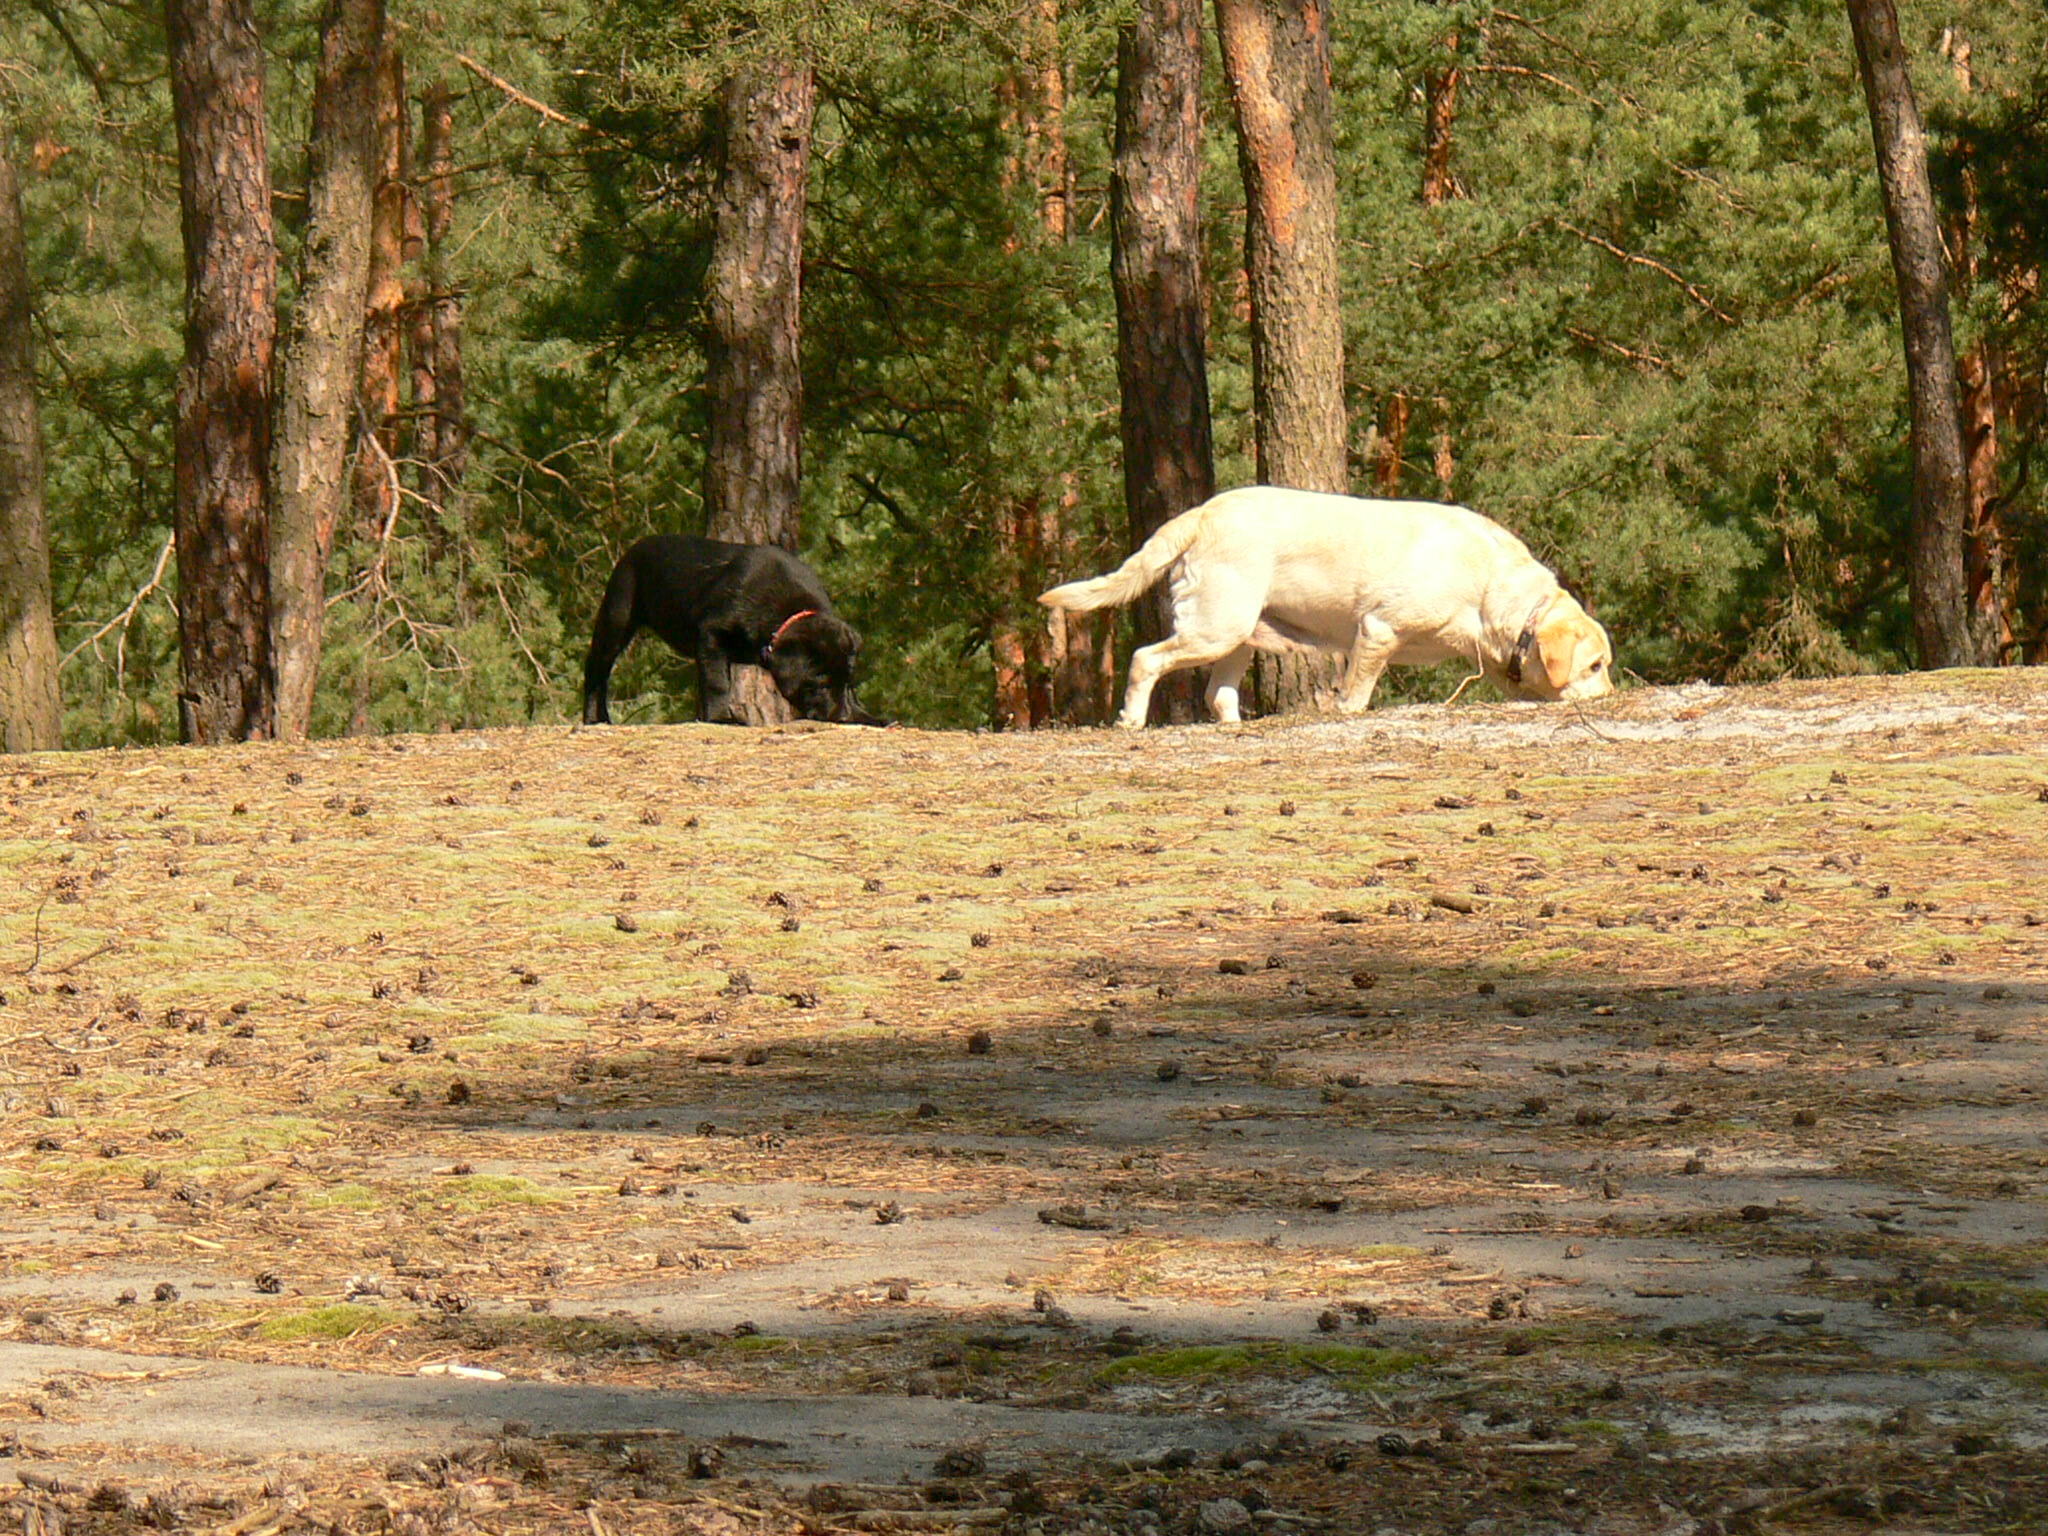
[582,557,639,725]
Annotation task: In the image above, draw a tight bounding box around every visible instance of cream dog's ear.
[1536,599,1594,694]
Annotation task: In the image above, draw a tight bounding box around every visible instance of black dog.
[582,536,885,726]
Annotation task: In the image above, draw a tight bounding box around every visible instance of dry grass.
[2,669,2046,1532]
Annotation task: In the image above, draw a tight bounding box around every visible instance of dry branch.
[1557,218,1737,323]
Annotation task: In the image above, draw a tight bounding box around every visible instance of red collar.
[766,609,819,653]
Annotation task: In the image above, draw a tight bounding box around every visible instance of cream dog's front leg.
[1337,619,1399,714]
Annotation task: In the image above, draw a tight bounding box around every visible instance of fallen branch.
[1727,1483,1868,1527]
[48,940,120,976]
[224,1169,284,1206]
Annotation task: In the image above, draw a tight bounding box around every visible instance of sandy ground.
[0,670,2045,1533]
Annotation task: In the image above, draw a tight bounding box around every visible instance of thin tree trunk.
[1373,392,1408,494]
[272,0,383,742]
[1846,0,1993,669]
[1432,398,1455,495]
[989,55,1042,734]
[419,78,468,532]
[354,39,406,552]
[994,495,1055,730]
[1027,20,1109,728]
[0,137,62,752]
[1421,37,1461,207]
[1995,290,2043,660]
[1111,0,1215,725]
[1215,0,1347,713]
[1938,30,2012,659]
[703,62,814,724]
[165,0,277,743]
[345,38,407,734]
[1422,33,1463,500]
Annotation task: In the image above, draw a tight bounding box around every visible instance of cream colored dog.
[1040,486,1614,728]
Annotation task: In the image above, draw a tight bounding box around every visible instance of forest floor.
[0,670,2045,1536]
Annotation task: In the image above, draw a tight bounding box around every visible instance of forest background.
[3,0,2045,746]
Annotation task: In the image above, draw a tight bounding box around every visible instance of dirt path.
[1,671,2044,1532]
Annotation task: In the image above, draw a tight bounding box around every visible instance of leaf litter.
[0,671,2045,1531]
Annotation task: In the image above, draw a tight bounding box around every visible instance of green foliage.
[9,0,2046,745]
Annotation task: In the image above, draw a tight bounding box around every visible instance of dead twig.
[1564,325,1682,376]
[61,531,177,686]
[1556,219,1736,324]
[48,940,120,976]
[1728,1483,1869,1528]
[452,53,616,141]
[224,1170,285,1206]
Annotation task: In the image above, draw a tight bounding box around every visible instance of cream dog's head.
[1509,592,1613,702]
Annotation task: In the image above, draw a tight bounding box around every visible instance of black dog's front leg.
[695,640,745,724]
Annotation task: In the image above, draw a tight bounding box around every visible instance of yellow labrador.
[1040,486,1614,728]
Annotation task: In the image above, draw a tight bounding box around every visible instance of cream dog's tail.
[1039,504,1207,612]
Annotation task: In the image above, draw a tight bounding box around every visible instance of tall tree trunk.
[1373,392,1408,494]
[703,62,814,724]
[1846,0,1994,669]
[354,41,406,549]
[1422,32,1463,500]
[165,0,277,743]
[1111,0,1215,726]
[1995,294,2043,660]
[1214,0,1346,713]
[1027,7,1109,726]
[347,38,406,734]
[419,78,468,534]
[1938,30,2012,659]
[272,0,383,742]
[0,136,63,752]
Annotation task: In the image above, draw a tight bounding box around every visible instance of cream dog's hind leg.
[1119,570,1262,728]
[1202,644,1255,724]
[1120,631,1249,727]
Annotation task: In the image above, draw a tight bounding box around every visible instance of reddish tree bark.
[1110,0,1215,725]
[1422,37,1462,207]
[166,0,277,742]
[353,38,407,551]
[1373,392,1409,495]
[1938,31,2012,659]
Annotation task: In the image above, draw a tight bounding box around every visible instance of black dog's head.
[763,613,888,725]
